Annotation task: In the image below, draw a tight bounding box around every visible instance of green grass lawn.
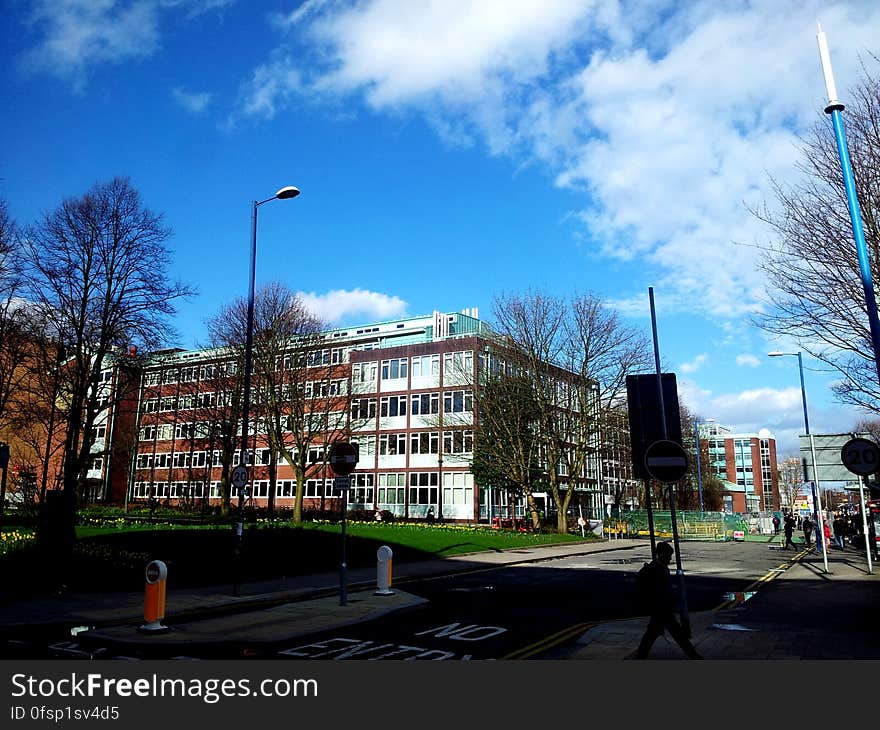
[1,519,591,597]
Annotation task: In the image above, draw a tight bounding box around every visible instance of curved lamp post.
[239,186,300,511]
[768,350,829,573]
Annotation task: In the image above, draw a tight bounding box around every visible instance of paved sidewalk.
[555,545,880,660]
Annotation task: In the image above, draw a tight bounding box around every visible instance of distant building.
[95,309,604,523]
[696,422,780,512]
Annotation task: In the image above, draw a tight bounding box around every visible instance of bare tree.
[23,178,193,547]
[210,283,346,523]
[755,67,880,412]
[471,368,543,525]
[0,199,32,433]
[248,282,341,520]
[852,416,880,444]
[778,457,804,512]
[492,289,652,532]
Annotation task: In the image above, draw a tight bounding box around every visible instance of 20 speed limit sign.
[840,437,880,476]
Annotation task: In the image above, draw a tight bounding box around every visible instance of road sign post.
[841,437,879,574]
[329,442,359,606]
[644,439,691,635]
[230,464,249,596]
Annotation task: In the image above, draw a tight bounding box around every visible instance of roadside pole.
[858,476,874,574]
[328,441,359,607]
[840,437,879,575]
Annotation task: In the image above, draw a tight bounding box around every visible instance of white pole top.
[816,22,840,106]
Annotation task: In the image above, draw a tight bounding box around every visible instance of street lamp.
[239,186,300,512]
[693,419,714,512]
[768,350,829,572]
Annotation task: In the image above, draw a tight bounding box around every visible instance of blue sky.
[3,0,879,457]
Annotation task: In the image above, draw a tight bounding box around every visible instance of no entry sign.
[644,439,689,483]
[328,441,359,475]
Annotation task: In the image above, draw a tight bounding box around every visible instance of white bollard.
[375,545,394,595]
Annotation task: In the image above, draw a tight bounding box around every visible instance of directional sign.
[644,439,689,483]
[231,465,249,489]
[328,442,359,475]
[840,437,880,477]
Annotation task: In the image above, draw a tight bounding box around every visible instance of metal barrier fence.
[603,511,749,542]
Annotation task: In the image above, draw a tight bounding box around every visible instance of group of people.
[772,510,861,551]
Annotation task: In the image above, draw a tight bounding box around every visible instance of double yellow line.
[502,621,597,660]
[712,547,809,610]
[505,547,811,659]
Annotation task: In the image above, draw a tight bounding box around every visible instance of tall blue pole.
[817,26,880,386]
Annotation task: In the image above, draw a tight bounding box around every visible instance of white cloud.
[298,288,408,323]
[171,87,212,113]
[234,56,302,120]
[248,0,880,321]
[19,0,232,88]
[680,353,707,373]
[679,378,863,456]
[736,354,761,368]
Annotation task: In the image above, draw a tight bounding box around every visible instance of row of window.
[139,413,346,442]
[350,390,472,420]
[379,430,473,455]
[351,351,473,384]
[134,426,474,472]
[131,471,472,507]
[136,446,327,470]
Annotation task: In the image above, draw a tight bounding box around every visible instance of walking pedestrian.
[633,541,701,660]
[772,514,780,535]
[802,516,813,547]
[783,514,798,549]
[823,519,831,551]
[832,516,845,549]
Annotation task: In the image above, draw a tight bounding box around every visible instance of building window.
[352,361,377,384]
[378,473,406,506]
[350,473,375,504]
[379,433,407,456]
[443,351,473,376]
[410,392,439,415]
[351,436,376,456]
[409,472,438,504]
[443,429,473,454]
[351,398,376,420]
[381,358,408,381]
[443,389,473,413]
[443,472,473,507]
[306,349,331,367]
[411,354,439,377]
[410,432,439,454]
[380,395,407,417]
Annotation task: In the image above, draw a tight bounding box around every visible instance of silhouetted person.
[772,515,780,535]
[783,514,797,549]
[634,541,701,660]
[802,516,813,547]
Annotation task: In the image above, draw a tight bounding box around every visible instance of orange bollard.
[140,560,168,632]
